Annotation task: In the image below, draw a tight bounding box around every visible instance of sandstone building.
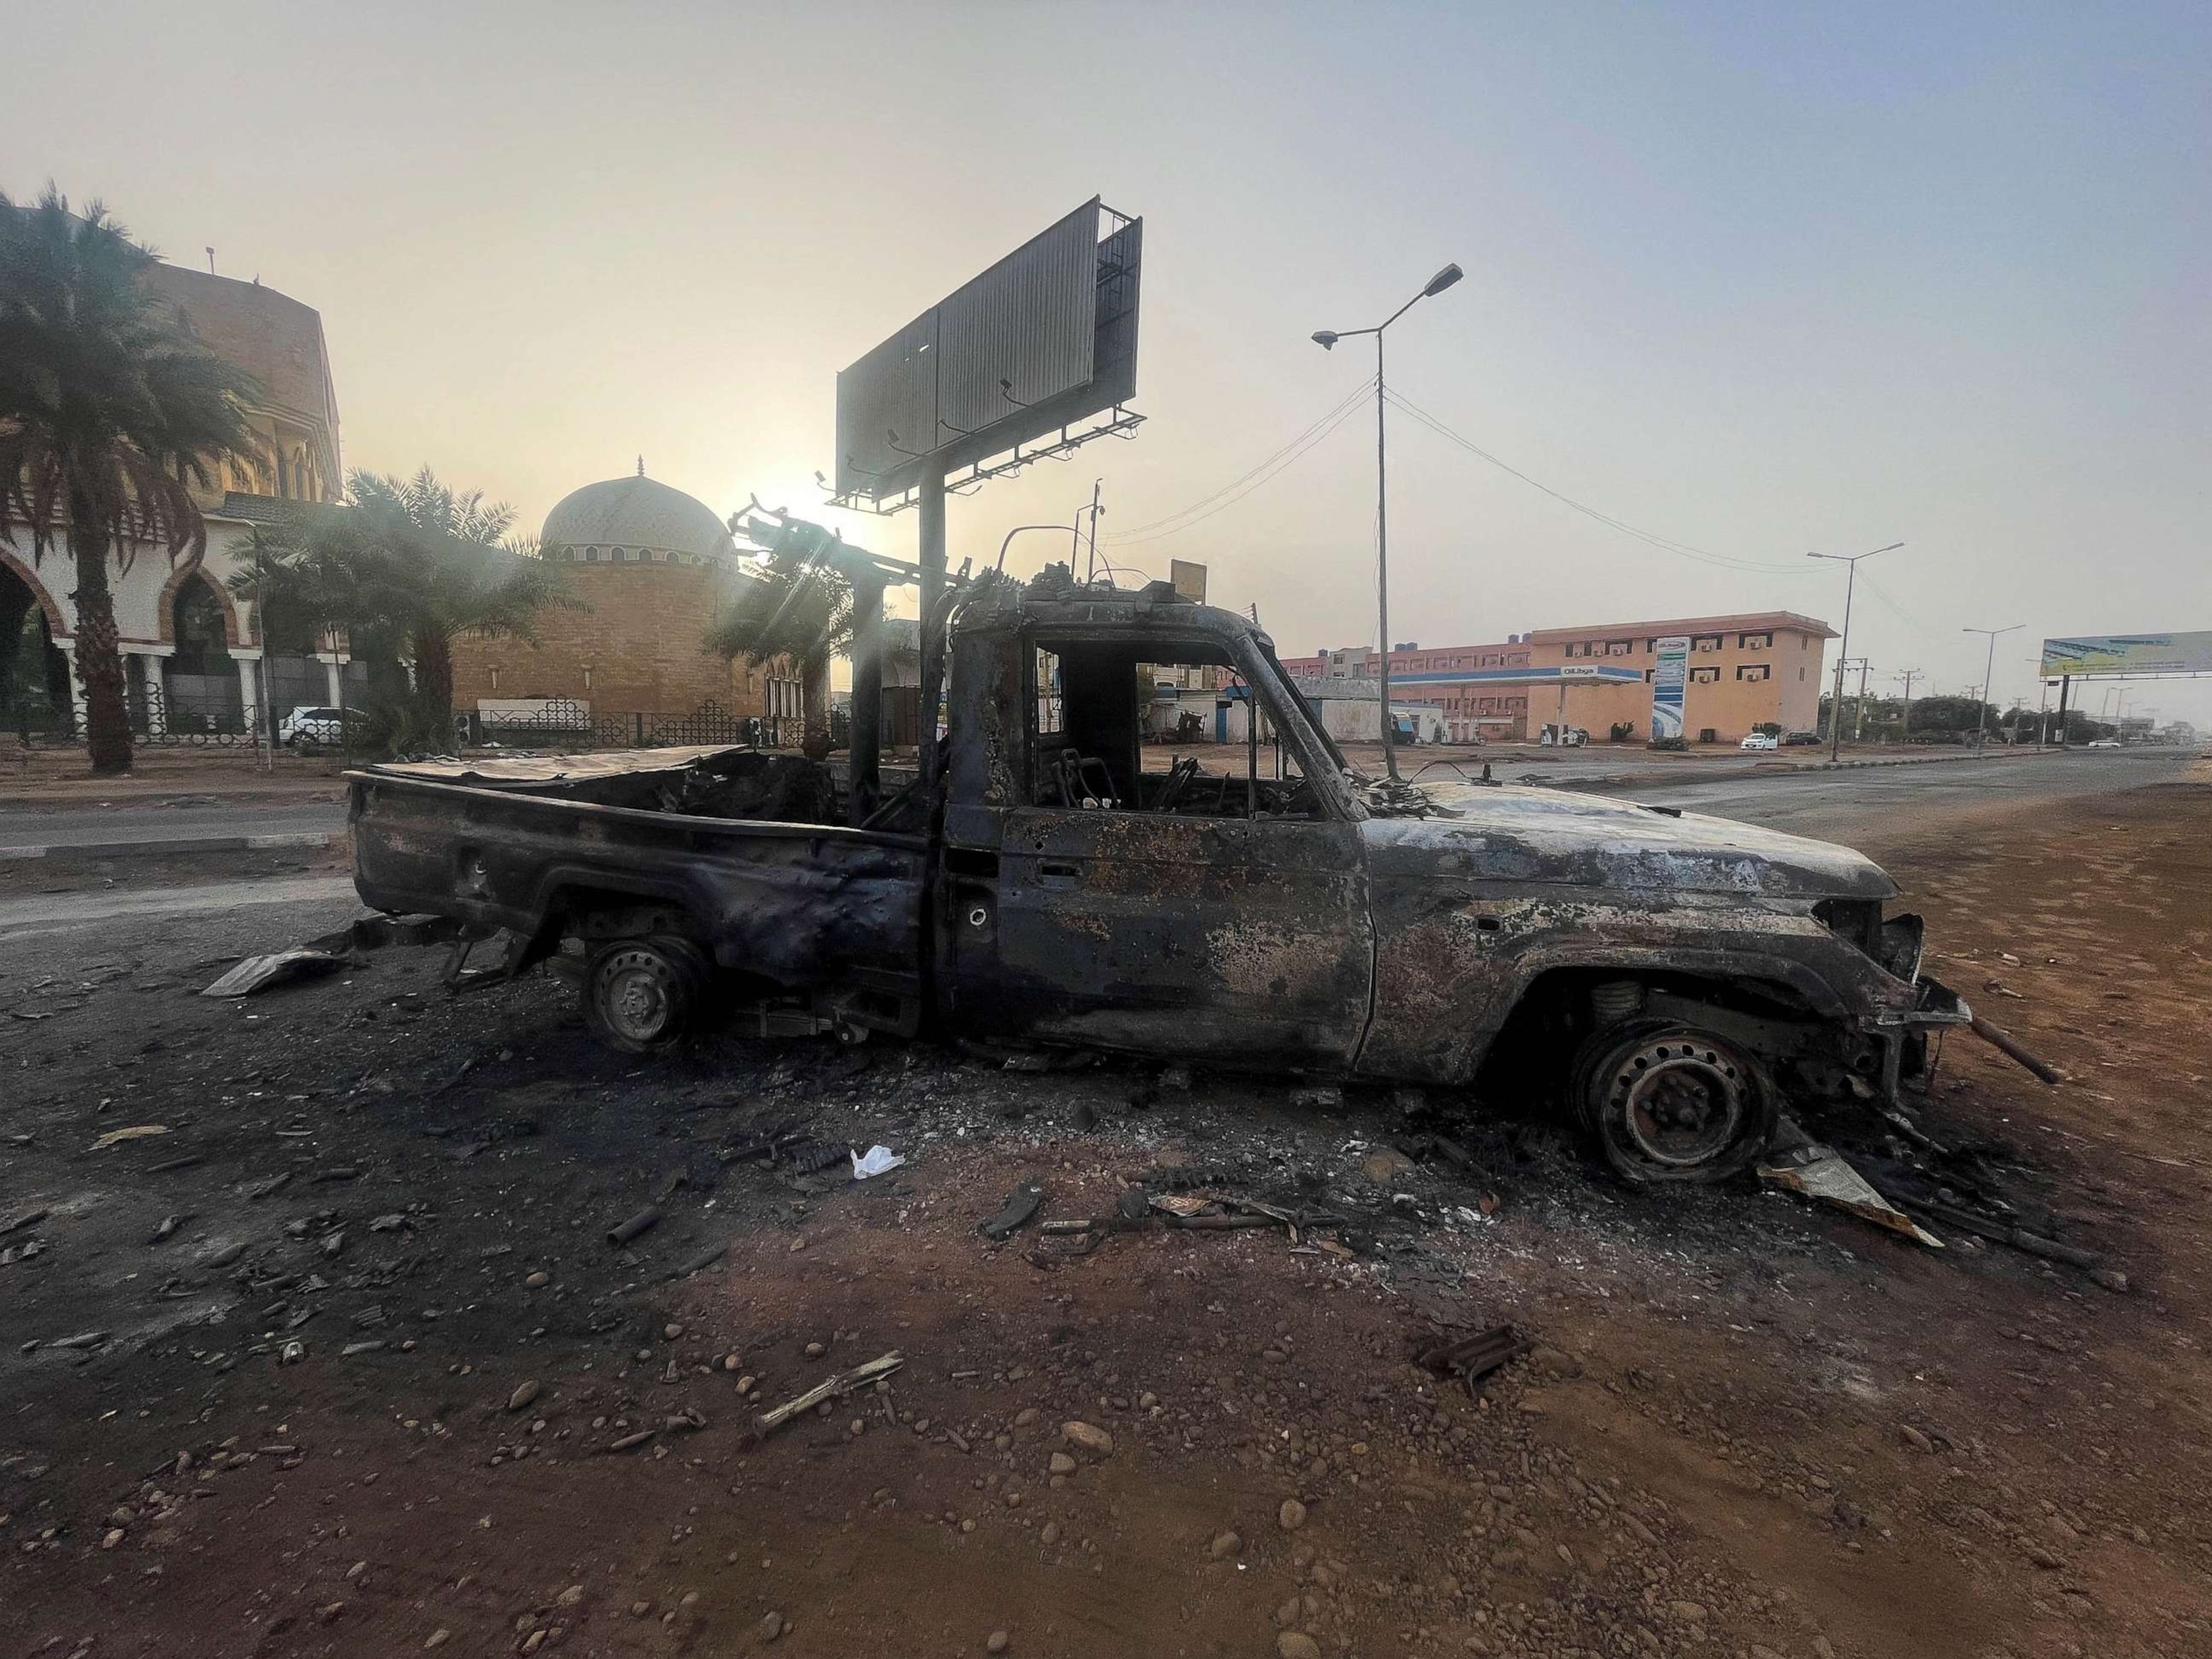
[0,259,351,735]
[449,467,801,730]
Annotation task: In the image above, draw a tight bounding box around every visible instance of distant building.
[1280,611,1833,743]
[448,467,803,729]
[0,261,349,736]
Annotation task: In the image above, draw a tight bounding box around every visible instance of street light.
[1312,261,1463,780]
[1961,624,2023,747]
[1807,541,1904,762]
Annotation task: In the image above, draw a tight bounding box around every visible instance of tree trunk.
[70,514,134,774]
[801,651,831,761]
[413,622,455,730]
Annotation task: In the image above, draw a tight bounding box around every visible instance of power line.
[1102,377,1375,544]
[1379,389,1813,577]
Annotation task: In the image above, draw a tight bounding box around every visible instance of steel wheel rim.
[594,947,680,1045]
[1608,1038,1748,1168]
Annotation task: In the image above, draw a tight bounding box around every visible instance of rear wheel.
[583,936,709,1053]
[1573,1020,1775,1185]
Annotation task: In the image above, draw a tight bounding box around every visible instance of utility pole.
[1961,624,2023,749]
[1892,668,1920,742]
[1808,542,1902,763]
[1851,657,1873,741]
[1076,479,1104,583]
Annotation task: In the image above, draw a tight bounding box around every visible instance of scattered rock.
[1048,1452,1076,1476]
[101,1529,125,1551]
[1062,1421,1114,1457]
[1279,1498,1307,1532]
[524,1271,550,1289]
[758,1610,785,1642]
[423,1632,450,1650]
[1360,1147,1416,1184]
[2090,1267,2131,1295]
[508,1380,542,1412]
[1277,1635,1323,1659]
[1669,1601,1707,1624]
[1208,1529,1242,1560]
[1040,1522,1061,1546]
[664,1323,685,1340]
[986,1632,1010,1654]
[556,1584,585,1608]
[1013,1407,1039,1428]
[805,1341,826,1359]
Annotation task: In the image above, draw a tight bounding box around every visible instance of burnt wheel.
[1573,1021,1775,1185]
[583,937,708,1053]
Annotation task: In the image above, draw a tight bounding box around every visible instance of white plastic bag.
[850,1144,905,1179]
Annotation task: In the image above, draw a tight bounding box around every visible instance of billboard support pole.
[916,463,947,800]
[2056,674,2070,750]
[848,571,885,827]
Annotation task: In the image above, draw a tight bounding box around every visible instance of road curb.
[0,831,343,863]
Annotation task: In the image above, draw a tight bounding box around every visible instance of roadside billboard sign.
[833,198,1143,509]
[1651,636,1689,739]
[1557,663,1603,680]
[2039,631,2212,677]
[1169,559,1208,603]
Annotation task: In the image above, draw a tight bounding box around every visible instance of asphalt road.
[1608,745,2191,830]
[0,797,346,852]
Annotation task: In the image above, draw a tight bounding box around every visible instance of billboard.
[2040,631,2212,677]
[1651,636,1689,740]
[835,199,1143,507]
[1169,559,1208,603]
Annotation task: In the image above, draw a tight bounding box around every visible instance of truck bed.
[347,747,926,994]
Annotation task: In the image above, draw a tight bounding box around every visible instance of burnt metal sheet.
[355,745,745,788]
[1392,784,1899,900]
[941,806,1372,1070]
[350,775,925,992]
[1353,791,1913,1082]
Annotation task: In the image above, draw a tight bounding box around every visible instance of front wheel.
[1572,1020,1776,1185]
[583,937,709,1053]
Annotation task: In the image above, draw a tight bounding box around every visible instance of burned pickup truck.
[349,568,1971,1184]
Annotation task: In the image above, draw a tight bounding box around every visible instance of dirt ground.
[2,772,2208,1659]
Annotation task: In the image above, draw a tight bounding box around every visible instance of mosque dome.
[539,465,737,565]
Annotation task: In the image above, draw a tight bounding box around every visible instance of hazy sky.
[12,1,2209,721]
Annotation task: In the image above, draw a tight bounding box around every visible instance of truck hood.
[1362,783,1898,901]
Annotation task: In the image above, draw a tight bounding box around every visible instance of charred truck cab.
[349,567,1971,1185]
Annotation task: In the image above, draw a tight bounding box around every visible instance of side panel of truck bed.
[349,773,927,989]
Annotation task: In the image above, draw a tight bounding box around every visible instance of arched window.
[585,547,600,562]
[172,575,231,673]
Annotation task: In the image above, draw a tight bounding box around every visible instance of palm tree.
[335,467,578,732]
[703,535,853,759]
[225,517,366,751]
[0,186,253,772]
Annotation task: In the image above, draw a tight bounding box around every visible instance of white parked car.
[2084,738,2121,749]
[278,705,354,747]
[1740,731,1781,752]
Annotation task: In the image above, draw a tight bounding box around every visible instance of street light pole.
[1961,624,2023,748]
[1313,261,1463,781]
[1807,542,1902,763]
